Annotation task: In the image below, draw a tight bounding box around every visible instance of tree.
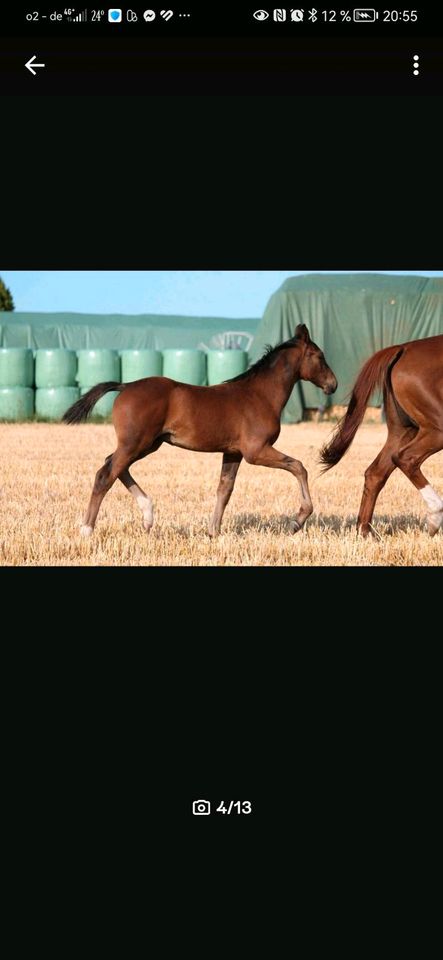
[0,277,15,311]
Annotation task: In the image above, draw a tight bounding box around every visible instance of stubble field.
[0,422,441,566]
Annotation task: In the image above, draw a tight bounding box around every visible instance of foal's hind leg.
[392,429,443,535]
[209,453,242,537]
[244,445,313,532]
[80,448,131,536]
[119,469,154,532]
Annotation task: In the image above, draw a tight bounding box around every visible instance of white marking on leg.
[122,474,154,531]
[420,484,443,533]
[421,484,443,512]
[133,490,154,530]
[80,525,93,537]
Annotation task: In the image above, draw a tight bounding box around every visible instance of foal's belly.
[165,431,240,454]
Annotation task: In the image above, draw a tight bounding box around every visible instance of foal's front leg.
[244,445,313,532]
[209,453,242,537]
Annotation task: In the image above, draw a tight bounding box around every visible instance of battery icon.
[353,8,378,20]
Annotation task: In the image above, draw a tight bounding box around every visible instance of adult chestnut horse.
[320,334,443,536]
[63,323,337,537]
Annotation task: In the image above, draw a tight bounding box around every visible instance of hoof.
[142,519,153,533]
[290,519,302,534]
[80,524,93,538]
[358,524,373,538]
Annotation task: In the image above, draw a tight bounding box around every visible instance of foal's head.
[296,324,337,395]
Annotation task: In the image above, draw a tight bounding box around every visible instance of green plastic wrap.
[0,348,34,387]
[0,387,34,421]
[162,349,206,385]
[77,350,120,387]
[0,312,259,350]
[35,349,77,388]
[120,349,163,382]
[35,387,80,421]
[206,350,248,385]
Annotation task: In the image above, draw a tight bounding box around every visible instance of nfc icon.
[192,799,211,815]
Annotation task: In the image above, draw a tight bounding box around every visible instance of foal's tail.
[63,382,125,424]
[320,345,403,471]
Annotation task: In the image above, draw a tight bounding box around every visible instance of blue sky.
[2,271,442,318]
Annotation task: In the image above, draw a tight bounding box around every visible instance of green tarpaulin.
[250,274,443,422]
[0,313,259,351]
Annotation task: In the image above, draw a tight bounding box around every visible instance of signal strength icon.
[68,9,88,20]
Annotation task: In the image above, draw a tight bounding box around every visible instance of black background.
[3,37,441,94]
[2,3,443,94]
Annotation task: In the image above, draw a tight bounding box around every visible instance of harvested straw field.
[0,422,441,566]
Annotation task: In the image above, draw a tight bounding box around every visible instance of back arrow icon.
[25,55,45,75]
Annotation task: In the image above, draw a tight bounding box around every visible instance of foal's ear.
[295,323,310,343]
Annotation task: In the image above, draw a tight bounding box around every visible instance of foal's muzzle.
[323,377,337,395]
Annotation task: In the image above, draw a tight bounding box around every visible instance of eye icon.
[253,9,270,20]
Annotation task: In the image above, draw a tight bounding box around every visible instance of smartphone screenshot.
[1,6,442,839]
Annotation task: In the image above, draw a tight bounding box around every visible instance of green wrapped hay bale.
[206,350,248,385]
[35,349,77,388]
[0,348,34,387]
[120,349,162,382]
[0,387,34,421]
[80,387,119,419]
[35,387,80,421]
[77,350,120,387]
[162,349,206,386]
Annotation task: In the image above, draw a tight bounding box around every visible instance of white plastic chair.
[220,331,254,351]
[198,331,254,352]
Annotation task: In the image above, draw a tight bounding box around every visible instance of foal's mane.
[226,336,301,383]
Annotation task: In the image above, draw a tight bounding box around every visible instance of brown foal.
[63,323,337,537]
[320,334,443,536]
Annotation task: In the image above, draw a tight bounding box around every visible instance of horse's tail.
[62,382,125,424]
[320,345,403,471]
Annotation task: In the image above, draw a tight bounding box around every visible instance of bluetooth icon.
[308,7,317,20]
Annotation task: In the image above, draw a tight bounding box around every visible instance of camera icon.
[192,799,211,816]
